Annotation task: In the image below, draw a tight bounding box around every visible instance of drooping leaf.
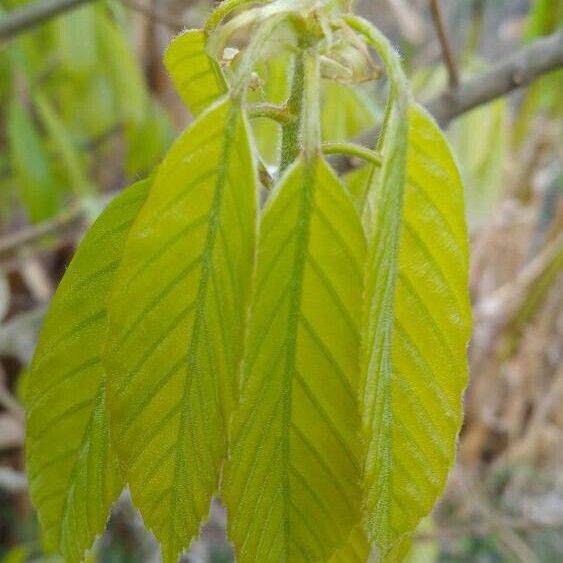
[26,179,150,561]
[7,98,59,222]
[362,104,471,555]
[343,164,373,214]
[328,525,371,563]
[164,29,227,116]
[223,157,366,562]
[321,80,377,143]
[105,98,257,563]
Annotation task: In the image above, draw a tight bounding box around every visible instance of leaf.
[321,81,377,143]
[223,157,366,562]
[8,99,60,222]
[105,98,257,563]
[362,104,471,554]
[328,525,371,563]
[343,164,373,214]
[164,29,227,116]
[26,179,150,561]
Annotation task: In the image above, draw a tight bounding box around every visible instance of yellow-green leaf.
[321,81,377,143]
[329,525,371,563]
[223,157,366,562]
[362,104,471,555]
[164,29,227,116]
[105,98,257,563]
[26,179,150,561]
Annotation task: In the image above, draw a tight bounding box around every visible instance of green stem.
[248,103,296,124]
[322,142,382,167]
[280,55,305,174]
[344,15,409,112]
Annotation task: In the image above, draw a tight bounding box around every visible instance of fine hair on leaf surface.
[26,179,150,561]
[25,1,472,562]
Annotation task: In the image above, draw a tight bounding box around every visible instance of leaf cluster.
[25,1,472,562]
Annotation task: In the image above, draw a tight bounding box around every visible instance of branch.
[429,0,459,89]
[427,30,563,125]
[333,31,563,173]
[0,0,95,42]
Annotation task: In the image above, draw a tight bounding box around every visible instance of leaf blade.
[223,157,366,562]
[105,98,257,563]
[164,30,227,116]
[26,179,150,561]
[362,104,471,554]
[328,525,371,563]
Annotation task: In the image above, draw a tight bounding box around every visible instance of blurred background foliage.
[0,0,562,561]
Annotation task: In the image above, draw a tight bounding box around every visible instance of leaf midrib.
[364,115,409,548]
[280,158,317,558]
[165,104,241,556]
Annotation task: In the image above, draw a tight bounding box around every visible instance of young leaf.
[25,179,150,561]
[105,98,257,563]
[321,81,377,143]
[328,525,371,563]
[362,104,471,554]
[164,30,227,116]
[223,157,366,562]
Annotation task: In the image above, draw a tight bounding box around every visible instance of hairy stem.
[248,103,296,124]
[322,143,382,166]
[280,56,305,174]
